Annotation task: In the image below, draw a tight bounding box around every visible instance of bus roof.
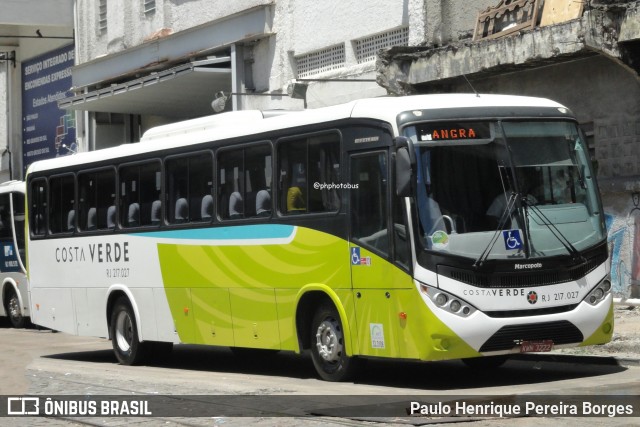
[27,93,566,175]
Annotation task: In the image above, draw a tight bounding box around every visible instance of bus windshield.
[404,120,606,261]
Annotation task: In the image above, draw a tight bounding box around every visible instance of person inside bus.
[287,163,306,213]
[486,170,537,228]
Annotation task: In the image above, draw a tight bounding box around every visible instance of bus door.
[348,150,414,358]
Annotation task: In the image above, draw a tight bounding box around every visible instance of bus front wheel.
[110,298,148,365]
[310,303,357,382]
[5,288,26,329]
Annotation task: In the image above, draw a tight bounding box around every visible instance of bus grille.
[479,320,583,352]
[484,304,579,318]
[441,252,606,288]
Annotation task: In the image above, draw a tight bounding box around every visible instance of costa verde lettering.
[463,288,526,297]
[56,242,130,263]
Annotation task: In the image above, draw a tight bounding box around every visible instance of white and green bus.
[0,180,29,328]
[26,94,612,381]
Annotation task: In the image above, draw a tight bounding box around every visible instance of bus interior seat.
[255,190,271,216]
[245,191,257,217]
[150,200,161,225]
[174,198,188,223]
[201,194,213,220]
[229,192,243,219]
[87,207,97,230]
[107,205,116,229]
[67,209,76,231]
[127,203,140,227]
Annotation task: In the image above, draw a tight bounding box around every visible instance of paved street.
[0,311,639,426]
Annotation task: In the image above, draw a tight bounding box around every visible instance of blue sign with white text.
[21,44,76,174]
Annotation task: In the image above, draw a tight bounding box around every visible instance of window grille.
[295,44,345,78]
[99,0,107,33]
[355,27,409,64]
[144,0,156,15]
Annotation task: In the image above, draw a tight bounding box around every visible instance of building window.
[295,44,345,78]
[99,0,108,34]
[143,0,156,15]
[355,27,409,64]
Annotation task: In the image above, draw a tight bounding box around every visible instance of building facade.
[62,0,419,151]
[0,0,74,181]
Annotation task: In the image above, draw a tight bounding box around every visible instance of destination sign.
[416,122,491,142]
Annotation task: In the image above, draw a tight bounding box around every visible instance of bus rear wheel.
[110,298,148,365]
[310,303,357,382]
[5,289,26,329]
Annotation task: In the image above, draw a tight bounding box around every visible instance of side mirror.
[395,136,416,197]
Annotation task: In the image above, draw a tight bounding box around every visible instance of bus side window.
[11,192,26,263]
[245,144,272,218]
[120,161,160,228]
[0,194,11,240]
[166,152,213,224]
[277,133,340,215]
[218,149,243,220]
[49,174,76,234]
[78,169,115,231]
[217,144,270,220]
[30,179,47,236]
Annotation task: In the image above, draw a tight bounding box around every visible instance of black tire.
[310,303,357,382]
[462,355,509,370]
[109,297,148,365]
[5,288,26,329]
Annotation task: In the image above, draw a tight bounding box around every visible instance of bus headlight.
[435,293,448,306]
[420,283,476,317]
[585,276,611,306]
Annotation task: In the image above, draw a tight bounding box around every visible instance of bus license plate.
[520,340,554,353]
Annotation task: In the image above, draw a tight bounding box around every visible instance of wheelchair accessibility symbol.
[350,247,371,266]
[502,230,523,250]
[351,247,361,265]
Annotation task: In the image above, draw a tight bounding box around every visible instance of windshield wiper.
[474,191,518,268]
[520,197,586,263]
